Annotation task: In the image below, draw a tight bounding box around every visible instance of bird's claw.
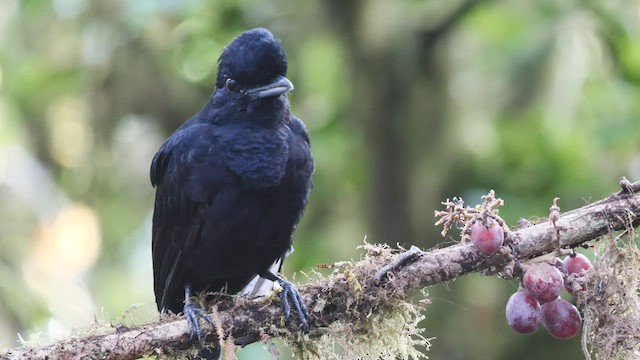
[276,278,310,332]
[184,301,214,345]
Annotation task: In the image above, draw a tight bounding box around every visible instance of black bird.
[150,28,313,343]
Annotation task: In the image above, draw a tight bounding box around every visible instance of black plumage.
[150,28,313,339]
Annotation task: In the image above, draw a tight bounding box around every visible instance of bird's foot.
[184,285,214,345]
[184,302,214,344]
[264,271,309,332]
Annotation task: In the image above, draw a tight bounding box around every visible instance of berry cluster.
[504,254,592,339]
[437,192,595,342]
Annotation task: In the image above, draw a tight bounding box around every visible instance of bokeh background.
[1,0,639,359]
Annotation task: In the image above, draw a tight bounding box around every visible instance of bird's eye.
[225,78,239,92]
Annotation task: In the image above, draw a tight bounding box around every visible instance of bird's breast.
[218,125,290,189]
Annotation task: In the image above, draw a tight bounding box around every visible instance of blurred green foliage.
[0,0,638,359]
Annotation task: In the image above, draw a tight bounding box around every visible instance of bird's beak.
[247,76,294,100]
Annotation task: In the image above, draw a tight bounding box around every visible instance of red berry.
[541,298,581,339]
[564,253,592,275]
[470,218,504,254]
[522,263,564,304]
[505,291,541,334]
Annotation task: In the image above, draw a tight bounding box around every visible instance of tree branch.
[4,180,640,359]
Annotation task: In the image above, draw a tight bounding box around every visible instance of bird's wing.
[287,116,314,207]
[150,124,234,312]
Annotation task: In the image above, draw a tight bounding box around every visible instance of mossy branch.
[3,179,640,359]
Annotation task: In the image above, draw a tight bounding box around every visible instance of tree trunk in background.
[324,0,480,246]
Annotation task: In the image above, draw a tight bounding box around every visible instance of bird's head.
[215,28,293,102]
